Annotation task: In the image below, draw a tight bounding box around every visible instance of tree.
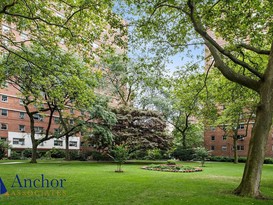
[194,147,209,167]
[0,0,125,66]
[123,0,272,198]
[0,139,9,159]
[108,144,129,172]
[0,45,98,163]
[207,70,258,163]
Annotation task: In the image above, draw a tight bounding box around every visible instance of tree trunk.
[233,137,238,164]
[65,135,70,161]
[30,142,38,163]
[234,55,273,197]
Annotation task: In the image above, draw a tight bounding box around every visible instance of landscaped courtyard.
[0,161,273,205]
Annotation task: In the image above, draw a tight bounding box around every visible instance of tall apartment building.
[203,32,273,158]
[0,4,125,157]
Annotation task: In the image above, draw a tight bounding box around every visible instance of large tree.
[123,0,273,198]
[0,45,98,163]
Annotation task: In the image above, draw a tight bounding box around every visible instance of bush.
[45,148,65,158]
[167,160,176,165]
[91,151,111,161]
[22,149,33,158]
[264,158,273,164]
[129,150,147,160]
[69,150,80,160]
[172,147,195,161]
[10,151,21,160]
[144,148,162,160]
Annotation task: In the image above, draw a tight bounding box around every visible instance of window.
[222,135,227,140]
[211,145,215,151]
[0,123,7,130]
[2,25,10,33]
[69,141,77,147]
[34,126,43,134]
[0,137,6,141]
[1,109,8,116]
[237,145,244,151]
[54,128,60,135]
[13,138,25,145]
[210,126,215,131]
[19,125,25,132]
[92,42,99,48]
[1,95,8,102]
[70,119,74,125]
[54,140,63,146]
[237,135,245,141]
[19,99,24,105]
[211,136,215,141]
[33,113,43,121]
[19,112,25,119]
[222,145,227,151]
[54,117,60,124]
[59,38,65,44]
[238,124,244,129]
[20,33,28,41]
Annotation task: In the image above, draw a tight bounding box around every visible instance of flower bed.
[141,164,202,173]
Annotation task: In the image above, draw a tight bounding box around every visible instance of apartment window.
[13,138,25,145]
[92,42,99,48]
[54,128,60,135]
[222,145,227,151]
[222,135,227,140]
[1,95,8,102]
[19,99,24,105]
[210,126,215,131]
[20,33,28,41]
[237,135,245,141]
[54,117,60,124]
[0,137,6,141]
[33,113,43,121]
[2,25,10,33]
[0,123,7,130]
[69,141,77,147]
[54,140,63,146]
[238,124,244,129]
[237,145,244,151]
[34,126,43,134]
[59,38,65,44]
[211,136,215,141]
[211,145,215,151]
[70,119,74,125]
[19,125,25,132]
[19,112,25,119]
[1,109,8,116]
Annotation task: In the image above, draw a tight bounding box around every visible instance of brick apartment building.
[0,82,81,156]
[203,32,273,158]
[204,123,273,158]
[0,6,124,157]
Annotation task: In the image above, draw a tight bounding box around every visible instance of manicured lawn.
[0,160,273,204]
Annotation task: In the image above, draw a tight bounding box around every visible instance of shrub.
[91,151,111,161]
[22,149,33,158]
[172,147,195,161]
[194,147,209,167]
[45,148,65,158]
[145,148,162,160]
[10,151,21,160]
[167,160,176,165]
[264,158,273,164]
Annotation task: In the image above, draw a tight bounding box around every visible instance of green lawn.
[0,160,273,205]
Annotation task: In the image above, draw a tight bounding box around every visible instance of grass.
[0,160,273,204]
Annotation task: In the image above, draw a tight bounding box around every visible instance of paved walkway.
[0,162,25,165]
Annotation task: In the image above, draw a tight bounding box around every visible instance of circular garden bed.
[141,164,203,173]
